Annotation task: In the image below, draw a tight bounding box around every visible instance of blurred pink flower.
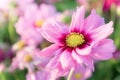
[67,64,92,80]
[103,0,120,11]
[15,4,58,46]
[39,6,115,73]
[26,70,58,80]
[9,46,49,72]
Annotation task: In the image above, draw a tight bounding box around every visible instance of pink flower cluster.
[7,1,116,80]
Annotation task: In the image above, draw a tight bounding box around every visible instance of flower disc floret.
[74,73,82,79]
[66,32,85,48]
[35,20,44,27]
[24,55,33,62]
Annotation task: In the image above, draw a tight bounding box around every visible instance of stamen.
[74,73,82,79]
[24,55,33,62]
[66,32,85,48]
[35,20,44,27]
[12,40,25,51]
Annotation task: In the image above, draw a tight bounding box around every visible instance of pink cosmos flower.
[15,4,58,46]
[26,70,58,80]
[39,6,115,72]
[66,64,92,80]
[9,46,49,72]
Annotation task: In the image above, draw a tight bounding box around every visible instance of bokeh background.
[0,0,120,80]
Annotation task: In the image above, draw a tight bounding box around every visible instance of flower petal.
[39,44,59,57]
[91,39,115,60]
[69,6,85,32]
[71,50,83,64]
[81,56,94,71]
[76,46,92,55]
[59,49,74,69]
[90,21,113,41]
[83,9,105,33]
[40,19,68,44]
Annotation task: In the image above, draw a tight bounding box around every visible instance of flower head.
[26,69,58,80]
[9,46,49,72]
[39,6,115,73]
[15,4,58,46]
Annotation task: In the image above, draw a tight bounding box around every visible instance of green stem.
[8,11,17,43]
[67,68,74,80]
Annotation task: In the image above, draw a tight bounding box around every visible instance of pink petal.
[46,50,69,76]
[69,6,85,32]
[46,55,59,69]
[91,39,115,60]
[59,49,74,69]
[76,46,92,55]
[83,68,92,79]
[39,44,59,57]
[83,9,105,33]
[46,48,63,69]
[71,50,83,64]
[81,56,94,71]
[40,19,68,44]
[90,21,113,41]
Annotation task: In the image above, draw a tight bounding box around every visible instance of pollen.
[35,20,44,27]
[17,41,25,49]
[24,55,33,62]
[66,32,85,48]
[74,73,82,79]
[12,41,25,51]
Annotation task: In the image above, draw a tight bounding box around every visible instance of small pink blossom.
[15,4,58,46]
[67,64,92,80]
[39,6,115,73]
[26,70,58,80]
[9,46,49,72]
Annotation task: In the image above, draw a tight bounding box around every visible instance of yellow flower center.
[24,55,33,62]
[66,32,85,48]
[35,20,44,27]
[12,41,25,51]
[16,41,25,50]
[74,73,82,79]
